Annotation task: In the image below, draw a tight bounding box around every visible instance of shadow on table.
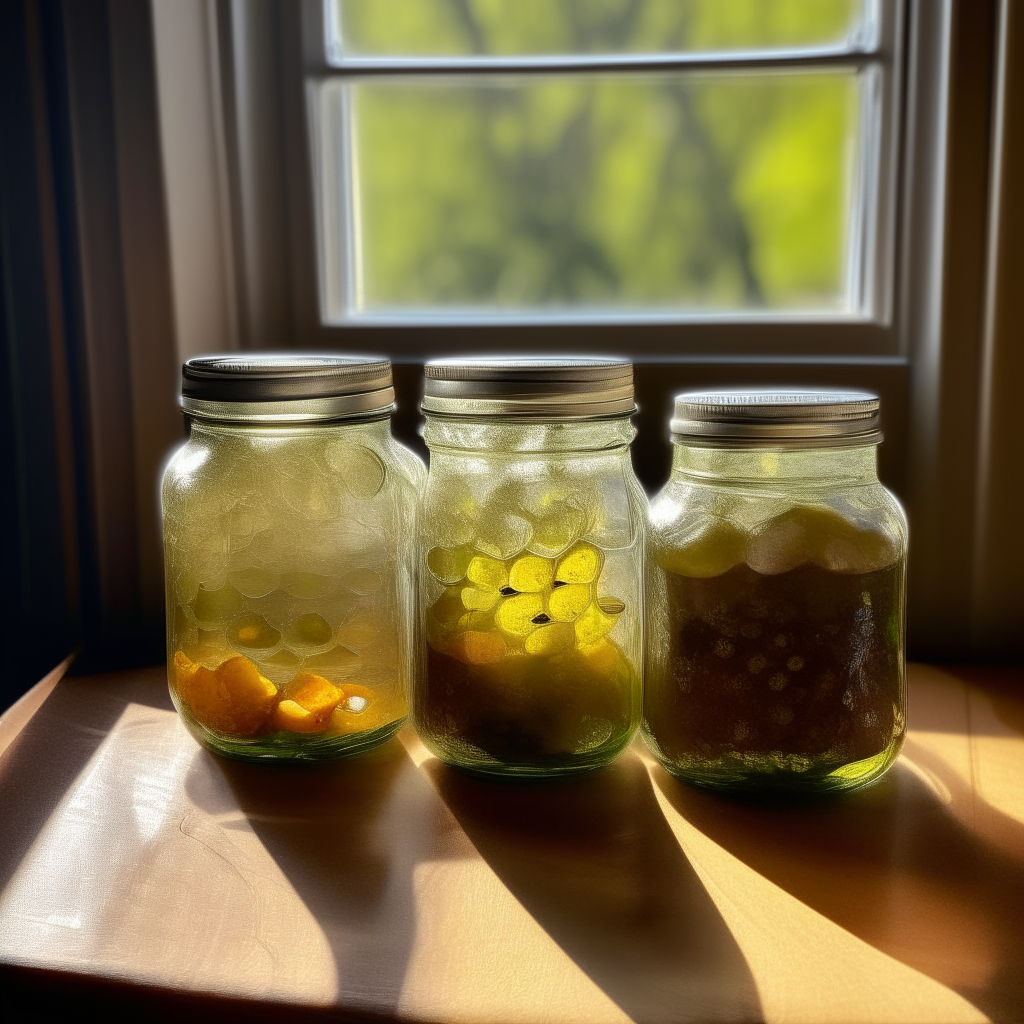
[653,755,1024,1023]
[203,735,433,1017]
[423,749,762,1024]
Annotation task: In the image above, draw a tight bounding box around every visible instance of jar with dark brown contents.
[643,390,907,793]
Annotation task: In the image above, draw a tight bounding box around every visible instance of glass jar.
[643,389,907,793]
[162,354,425,762]
[415,358,645,778]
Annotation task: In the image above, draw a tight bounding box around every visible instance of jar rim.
[180,352,395,423]
[670,387,881,446]
[422,355,635,419]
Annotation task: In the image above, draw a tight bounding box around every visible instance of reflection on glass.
[328,71,860,315]
[334,0,865,58]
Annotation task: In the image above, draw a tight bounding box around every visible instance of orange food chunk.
[173,651,277,737]
[273,699,325,734]
[174,650,201,688]
[273,671,343,734]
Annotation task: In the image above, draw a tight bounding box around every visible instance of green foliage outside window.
[334,0,862,313]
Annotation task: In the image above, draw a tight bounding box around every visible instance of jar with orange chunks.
[416,358,645,778]
[643,390,908,793]
[162,354,424,762]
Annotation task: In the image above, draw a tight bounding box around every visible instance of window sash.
[321,0,885,71]
[299,0,904,354]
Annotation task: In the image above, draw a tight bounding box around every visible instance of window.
[306,0,901,345]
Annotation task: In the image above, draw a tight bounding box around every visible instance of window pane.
[320,71,865,317]
[333,0,866,59]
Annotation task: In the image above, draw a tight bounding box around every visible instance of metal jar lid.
[421,357,635,419]
[180,353,395,424]
[670,388,882,447]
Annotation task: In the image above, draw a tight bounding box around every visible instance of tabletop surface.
[0,662,1022,1024]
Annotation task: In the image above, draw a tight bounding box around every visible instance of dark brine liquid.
[645,561,904,783]
[423,643,635,767]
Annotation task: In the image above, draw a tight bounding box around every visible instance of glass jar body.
[416,417,646,778]
[161,417,425,762]
[643,444,907,794]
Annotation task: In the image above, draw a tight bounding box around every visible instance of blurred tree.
[336,0,858,313]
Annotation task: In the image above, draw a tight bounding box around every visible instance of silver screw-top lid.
[670,388,882,447]
[180,353,395,424]
[421,357,635,419]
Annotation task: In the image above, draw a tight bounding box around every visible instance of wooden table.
[1,662,1022,1023]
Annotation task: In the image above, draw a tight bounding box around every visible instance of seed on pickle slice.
[466,554,509,591]
[555,542,603,585]
[496,593,545,636]
[427,545,473,584]
[525,622,575,655]
[548,583,592,622]
[508,555,554,593]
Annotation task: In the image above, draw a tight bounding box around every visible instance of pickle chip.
[525,622,575,655]
[508,555,554,593]
[192,583,245,628]
[548,583,591,622]
[462,586,500,612]
[427,545,473,585]
[286,612,333,647]
[228,614,281,650]
[529,503,587,557]
[658,519,747,579]
[496,593,545,636]
[747,506,899,576]
[555,542,603,585]
[575,602,619,646]
[475,512,532,561]
[466,555,509,591]
[429,585,469,632]
[335,610,377,648]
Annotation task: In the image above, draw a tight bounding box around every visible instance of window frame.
[299,0,906,358]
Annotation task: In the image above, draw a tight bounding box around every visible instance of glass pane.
[333,0,866,59]
[320,71,864,318]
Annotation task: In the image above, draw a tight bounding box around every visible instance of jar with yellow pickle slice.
[416,358,645,778]
[162,354,424,762]
[643,389,908,794]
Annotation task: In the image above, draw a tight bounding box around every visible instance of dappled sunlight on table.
[0,662,1020,1023]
